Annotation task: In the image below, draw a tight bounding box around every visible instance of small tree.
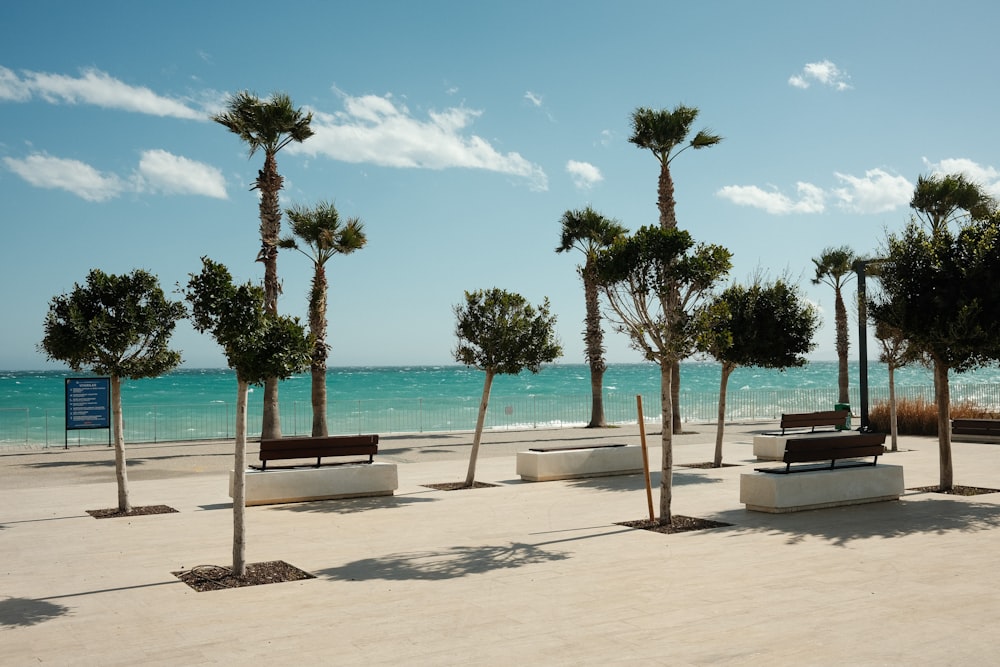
[873,320,918,452]
[597,226,731,524]
[454,288,562,487]
[40,269,184,513]
[184,257,310,576]
[556,206,627,428]
[698,276,818,466]
[811,246,857,405]
[280,201,367,436]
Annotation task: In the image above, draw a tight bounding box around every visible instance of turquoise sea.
[2,361,999,447]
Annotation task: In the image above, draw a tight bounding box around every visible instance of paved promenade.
[2,422,1000,665]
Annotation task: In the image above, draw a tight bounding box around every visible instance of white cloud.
[566,160,603,190]
[292,92,548,191]
[4,150,227,201]
[716,182,826,214]
[524,91,543,107]
[2,153,125,202]
[137,149,227,199]
[832,168,913,213]
[789,60,852,91]
[0,65,204,119]
[923,157,1000,198]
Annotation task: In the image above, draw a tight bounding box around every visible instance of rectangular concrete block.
[231,462,398,506]
[740,464,904,513]
[753,430,855,460]
[516,445,645,482]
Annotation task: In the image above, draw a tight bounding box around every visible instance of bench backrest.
[782,433,886,464]
[780,410,850,432]
[259,435,379,461]
[951,418,1000,434]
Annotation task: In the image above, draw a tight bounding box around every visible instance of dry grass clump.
[869,397,998,436]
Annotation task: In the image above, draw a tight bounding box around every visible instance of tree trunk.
[232,378,249,577]
[110,375,130,513]
[671,359,682,434]
[888,364,898,452]
[835,287,850,405]
[713,363,734,468]
[310,265,329,437]
[657,162,678,230]
[933,357,953,491]
[583,263,607,428]
[465,371,494,487]
[258,152,285,440]
[658,362,674,525]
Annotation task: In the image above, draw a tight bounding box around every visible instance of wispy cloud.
[3,150,227,201]
[524,91,543,107]
[923,157,1000,198]
[717,168,913,215]
[788,60,852,91]
[0,65,205,119]
[292,91,548,191]
[566,160,603,190]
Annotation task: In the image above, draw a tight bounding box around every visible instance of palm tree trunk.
[310,266,329,437]
[111,374,130,513]
[713,363,733,467]
[465,371,494,487]
[658,362,674,525]
[582,265,607,428]
[258,152,284,440]
[835,288,850,404]
[233,377,249,577]
[933,357,953,490]
[657,162,678,230]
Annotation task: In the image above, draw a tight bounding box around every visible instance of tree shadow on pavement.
[0,597,70,628]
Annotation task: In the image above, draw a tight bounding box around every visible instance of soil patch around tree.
[173,561,315,592]
[617,515,732,534]
[86,505,178,519]
[907,485,1000,496]
[678,462,742,469]
[423,481,499,491]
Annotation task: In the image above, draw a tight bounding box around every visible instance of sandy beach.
[3,422,1000,665]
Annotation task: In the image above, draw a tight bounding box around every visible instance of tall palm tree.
[811,246,857,405]
[213,91,314,439]
[556,206,627,428]
[280,201,367,436]
[629,104,722,433]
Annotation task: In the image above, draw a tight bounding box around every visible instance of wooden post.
[637,395,655,522]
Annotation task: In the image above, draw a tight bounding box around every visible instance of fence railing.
[2,384,998,449]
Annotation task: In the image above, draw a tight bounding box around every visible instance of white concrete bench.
[740,464,904,513]
[516,444,644,482]
[232,462,398,506]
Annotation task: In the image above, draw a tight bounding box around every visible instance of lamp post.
[853,259,875,432]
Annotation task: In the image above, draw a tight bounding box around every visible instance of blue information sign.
[65,377,111,430]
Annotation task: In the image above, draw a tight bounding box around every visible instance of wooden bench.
[776,409,850,434]
[757,432,887,474]
[255,435,379,470]
[951,418,1000,442]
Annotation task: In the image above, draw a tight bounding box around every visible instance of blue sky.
[3,0,998,371]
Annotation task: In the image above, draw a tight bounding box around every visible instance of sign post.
[65,377,111,449]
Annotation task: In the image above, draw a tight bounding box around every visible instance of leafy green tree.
[869,188,1000,489]
[811,246,857,405]
[597,226,731,524]
[213,91,314,440]
[873,319,919,452]
[184,257,310,576]
[454,288,562,487]
[40,269,184,513]
[698,275,818,466]
[911,173,996,234]
[280,201,367,436]
[629,104,722,434]
[556,206,627,428]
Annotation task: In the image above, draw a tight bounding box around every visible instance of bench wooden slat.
[778,410,850,434]
[951,418,1000,436]
[758,432,886,474]
[258,435,379,469]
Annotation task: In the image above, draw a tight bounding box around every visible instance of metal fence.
[2,384,999,449]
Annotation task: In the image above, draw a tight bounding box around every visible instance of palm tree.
[628,104,722,433]
[811,246,857,405]
[213,91,314,439]
[557,206,627,428]
[280,201,367,436]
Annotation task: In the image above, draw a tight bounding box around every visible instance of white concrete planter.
[516,445,645,482]
[231,462,398,506]
[740,464,904,513]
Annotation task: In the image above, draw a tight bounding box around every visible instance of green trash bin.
[834,403,851,430]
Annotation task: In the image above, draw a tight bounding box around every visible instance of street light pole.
[853,259,871,432]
